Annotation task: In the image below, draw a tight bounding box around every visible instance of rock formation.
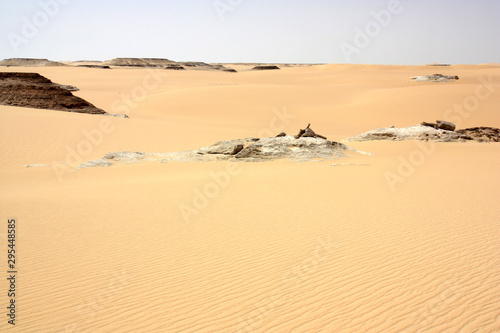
[100,58,237,72]
[345,123,500,143]
[252,65,280,70]
[53,135,368,170]
[77,65,111,69]
[294,124,327,140]
[0,58,67,67]
[456,127,500,142]
[425,63,451,66]
[165,65,185,70]
[0,72,106,115]
[411,74,459,82]
[103,58,176,67]
[421,120,456,131]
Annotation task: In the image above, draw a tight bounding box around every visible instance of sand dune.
[1,64,499,332]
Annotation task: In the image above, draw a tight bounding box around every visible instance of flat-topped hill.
[0,58,67,67]
[103,58,177,67]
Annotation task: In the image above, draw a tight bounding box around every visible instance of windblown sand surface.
[1,64,499,332]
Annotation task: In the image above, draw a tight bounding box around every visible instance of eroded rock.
[0,72,107,115]
[69,135,366,169]
[422,120,456,131]
[344,125,470,142]
[411,74,459,82]
[344,124,499,142]
[252,65,280,70]
[294,124,327,140]
[436,120,456,131]
[456,127,500,142]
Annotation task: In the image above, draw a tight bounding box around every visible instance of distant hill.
[103,58,177,67]
[0,58,67,67]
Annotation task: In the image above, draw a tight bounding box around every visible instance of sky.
[0,0,499,65]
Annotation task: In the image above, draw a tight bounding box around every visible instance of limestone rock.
[344,125,469,142]
[198,139,253,155]
[75,159,112,169]
[71,135,366,169]
[233,136,354,161]
[411,74,459,82]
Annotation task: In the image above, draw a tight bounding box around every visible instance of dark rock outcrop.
[0,72,106,115]
[436,120,456,131]
[295,124,327,140]
[456,127,500,142]
[252,65,280,70]
[421,122,438,128]
[77,65,111,69]
[165,65,185,70]
[422,120,456,131]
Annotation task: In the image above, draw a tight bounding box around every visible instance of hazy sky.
[1,0,499,64]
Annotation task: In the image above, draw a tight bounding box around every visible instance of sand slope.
[1,64,499,332]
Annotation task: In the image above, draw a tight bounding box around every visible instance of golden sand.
[1,64,499,332]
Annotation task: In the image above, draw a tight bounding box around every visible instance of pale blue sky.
[1,0,499,64]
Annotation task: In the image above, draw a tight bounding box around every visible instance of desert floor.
[1,64,499,332]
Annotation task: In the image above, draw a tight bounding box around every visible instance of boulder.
[421,122,437,128]
[436,120,456,131]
